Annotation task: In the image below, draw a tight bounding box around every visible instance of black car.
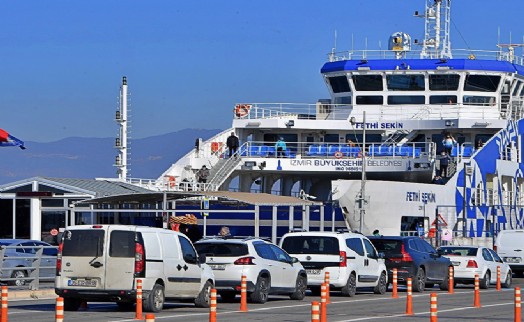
[368,236,452,292]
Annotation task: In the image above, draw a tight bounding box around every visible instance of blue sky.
[1,0,522,142]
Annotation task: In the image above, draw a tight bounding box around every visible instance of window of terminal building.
[430,95,457,104]
[328,76,351,93]
[356,96,383,105]
[352,75,383,91]
[386,74,425,91]
[387,96,425,105]
[464,75,501,92]
[429,74,460,90]
[463,95,496,106]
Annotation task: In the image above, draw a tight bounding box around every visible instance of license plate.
[306,269,322,275]
[68,279,97,287]
[504,257,521,263]
[209,264,226,271]
[452,261,460,266]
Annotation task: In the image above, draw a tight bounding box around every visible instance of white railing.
[327,48,524,65]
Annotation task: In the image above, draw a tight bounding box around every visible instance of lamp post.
[350,111,367,233]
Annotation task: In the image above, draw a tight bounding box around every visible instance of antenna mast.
[419,0,452,59]
[115,76,129,181]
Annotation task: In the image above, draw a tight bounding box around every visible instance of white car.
[194,237,307,303]
[280,231,388,296]
[437,245,512,289]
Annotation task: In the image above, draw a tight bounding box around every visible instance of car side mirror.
[437,249,445,256]
[292,257,299,264]
[378,252,385,259]
[198,254,207,264]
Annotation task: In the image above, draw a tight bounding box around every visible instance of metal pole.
[359,111,366,233]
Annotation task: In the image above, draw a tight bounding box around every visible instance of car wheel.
[195,280,213,308]
[116,301,135,311]
[219,292,237,302]
[10,270,27,286]
[290,275,307,300]
[143,283,165,313]
[412,268,426,292]
[63,298,82,311]
[502,271,512,288]
[373,272,387,295]
[439,268,450,291]
[481,271,490,289]
[341,273,357,297]
[250,276,270,304]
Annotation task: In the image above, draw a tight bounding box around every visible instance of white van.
[55,225,214,312]
[495,229,524,275]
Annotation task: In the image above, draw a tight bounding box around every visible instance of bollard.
[474,274,481,308]
[430,293,438,322]
[240,275,248,312]
[516,287,521,322]
[448,266,454,294]
[320,283,327,322]
[392,268,399,298]
[145,313,155,322]
[55,297,64,322]
[406,277,413,315]
[209,288,217,322]
[311,301,320,322]
[1,286,8,322]
[496,266,501,291]
[135,279,143,320]
[324,271,331,304]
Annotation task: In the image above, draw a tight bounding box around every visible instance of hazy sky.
[1,0,522,142]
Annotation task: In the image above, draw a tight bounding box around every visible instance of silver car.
[0,239,57,286]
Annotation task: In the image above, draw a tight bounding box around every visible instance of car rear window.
[195,242,249,257]
[62,229,105,257]
[439,247,477,256]
[109,230,135,258]
[281,236,339,255]
[369,239,403,256]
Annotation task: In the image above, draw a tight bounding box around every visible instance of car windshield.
[194,242,249,257]
[439,247,478,256]
[369,239,402,255]
[281,236,339,255]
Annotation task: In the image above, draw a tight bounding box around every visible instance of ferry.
[127,0,524,241]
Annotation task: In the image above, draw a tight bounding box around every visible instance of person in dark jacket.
[226,132,239,157]
[439,151,451,177]
[196,165,210,183]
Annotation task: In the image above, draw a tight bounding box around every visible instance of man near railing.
[226,132,239,158]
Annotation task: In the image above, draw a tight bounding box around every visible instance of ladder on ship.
[206,145,245,191]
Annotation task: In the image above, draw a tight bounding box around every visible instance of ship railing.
[328,48,524,65]
[240,140,435,160]
[125,177,217,192]
[235,102,505,122]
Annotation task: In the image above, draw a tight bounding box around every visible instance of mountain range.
[0,128,221,185]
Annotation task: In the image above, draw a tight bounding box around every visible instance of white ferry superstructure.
[136,0,524,239]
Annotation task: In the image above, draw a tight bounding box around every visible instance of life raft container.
[234,104,251,118]
[334,151,343,159]
[211,142,219,153]
[167,176,176,188]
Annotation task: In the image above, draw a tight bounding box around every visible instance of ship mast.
[115,76,129,181]
[419,0,452,59]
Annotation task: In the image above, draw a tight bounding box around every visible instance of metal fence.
[0,245,57,290]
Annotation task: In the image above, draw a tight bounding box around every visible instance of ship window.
[463,96,496,106]
[356,96,383,105]
[352,75,383,91]
[464,75,501,92]
[430,95,457,104]
[328,76,351,93]
[386,75,425,91]
[387,96,425,105]
[512,81,522,96]
[334,96,352,105]
[429,74,460,90]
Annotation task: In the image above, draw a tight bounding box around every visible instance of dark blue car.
[368,236,452,292]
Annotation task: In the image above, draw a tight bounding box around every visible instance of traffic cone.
[311,301,320,322]
[55,297,64,322]
[448,266,454,294]
[496,266,501,291]
[1,286,8,322]
[136,279,144,320]
[145,313,155,322]
[320,283,327,322]
[406,278,413,315]
[392,268,399,298]
[240,275,248,312]
[209,288,217,322]
[430,293,438,322]
[515,287,521,322]
[474,274,481,308]
[324,272,331,304]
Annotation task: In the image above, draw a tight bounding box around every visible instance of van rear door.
[59,227,108,290]
[104,226,136,290]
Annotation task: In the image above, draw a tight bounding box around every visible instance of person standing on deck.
[226,132,239,158]
[275,137,287,158]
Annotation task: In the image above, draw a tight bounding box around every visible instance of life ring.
[234,104,251,118]
[168,176,176,188]
[334,151,343,159]
[211,142,219,153]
